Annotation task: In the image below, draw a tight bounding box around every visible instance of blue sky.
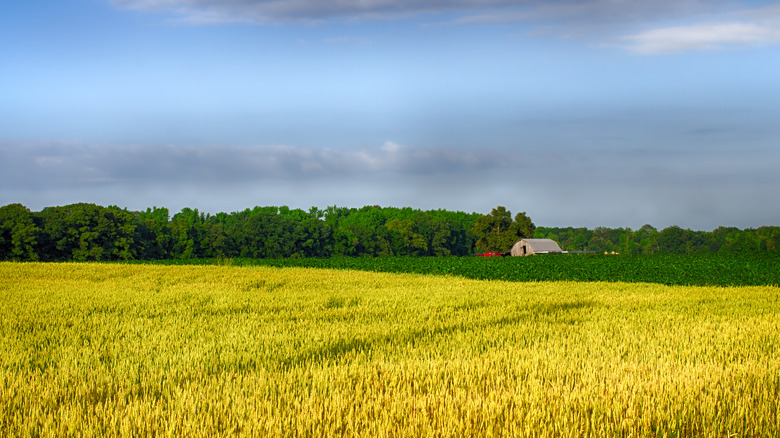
[2,0,779,229]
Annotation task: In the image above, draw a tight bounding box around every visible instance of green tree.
[617,228,633,254]
[656,225,687,254]
[588,235,612,254]
[634,224,658,254]
[386,219,428,255]
[134,207,172,259]
[472,206,535,253]
[513,211,536,241]
[234,209,300,258]
[414,213,453,256]
[0,203,40,261]
[297,215,333,257]
[168,208,202,259]
[35,203,136,261]
[755,226,780,251]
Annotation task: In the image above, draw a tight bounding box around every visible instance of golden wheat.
[1,262,778,437]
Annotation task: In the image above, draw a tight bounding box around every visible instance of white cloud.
[621,22,780,54]
[445,1,780,54]
[380,141,403,153]
[614,2,780,54]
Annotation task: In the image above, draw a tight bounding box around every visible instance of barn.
[510,238,563,256]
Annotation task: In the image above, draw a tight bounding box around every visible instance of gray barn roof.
[510,238,563,256]
[521,239,563,252]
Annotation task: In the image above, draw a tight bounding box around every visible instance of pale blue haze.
[2,0,779,229]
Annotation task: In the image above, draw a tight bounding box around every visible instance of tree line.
[0,203,482,261]
[1,202,777,262]
[535,224,780,254]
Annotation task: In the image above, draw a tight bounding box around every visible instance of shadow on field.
[279,299,598,369]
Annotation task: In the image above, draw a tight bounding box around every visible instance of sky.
[2,0,779,230]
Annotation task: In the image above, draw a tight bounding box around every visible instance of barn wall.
[510,241,534,256]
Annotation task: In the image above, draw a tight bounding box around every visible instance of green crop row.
[132,251,780,287]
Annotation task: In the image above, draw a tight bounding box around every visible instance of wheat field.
[1,262,778,437]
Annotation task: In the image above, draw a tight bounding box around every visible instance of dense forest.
[1,202,778,262]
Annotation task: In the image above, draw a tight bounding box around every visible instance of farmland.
[2,262,779,437]
[147,251,780,287]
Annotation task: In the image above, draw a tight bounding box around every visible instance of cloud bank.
[107,0,780,53]
[0,141,522,188]
[2,140,778,229]
[107,0,713,25]
[108,0,520,24]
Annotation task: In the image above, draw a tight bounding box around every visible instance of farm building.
[510,239,563,256]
